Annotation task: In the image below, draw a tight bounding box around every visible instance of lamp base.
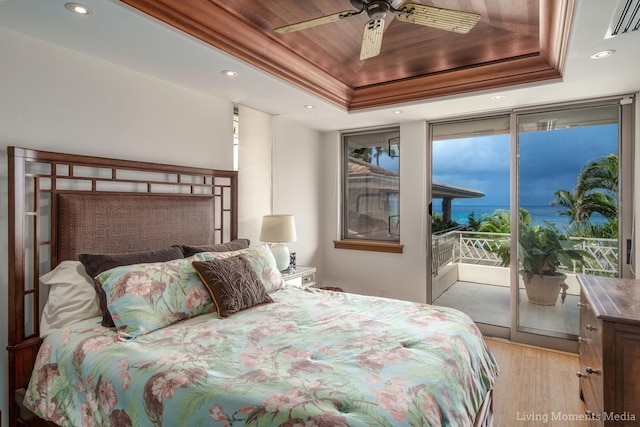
[269,243,290,271]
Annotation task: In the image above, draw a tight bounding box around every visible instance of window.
[339,127,400,250]
[233,105,239,171]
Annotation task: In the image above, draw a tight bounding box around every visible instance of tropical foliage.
[551,153,618,238]
[433,153,618,260]
[475,208,532,233]
[350,145,393,166]
[431,212,460,233]
[493,221,591,279]
[475,210,510,233]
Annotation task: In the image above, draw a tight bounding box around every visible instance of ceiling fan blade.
[395,4,480,34]
[275,10,361,34]
[360,19,385,60]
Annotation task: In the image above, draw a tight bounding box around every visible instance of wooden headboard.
[6,146,238,427]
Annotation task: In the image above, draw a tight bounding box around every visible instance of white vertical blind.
[237,105,273,244]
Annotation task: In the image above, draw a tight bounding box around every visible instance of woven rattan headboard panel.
[57,193,216,261]
[7,147,238,418]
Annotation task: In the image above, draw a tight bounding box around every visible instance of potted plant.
[493,222,590,306]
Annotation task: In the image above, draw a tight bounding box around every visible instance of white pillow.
[40,261,102,337]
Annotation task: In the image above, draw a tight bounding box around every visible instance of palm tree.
[581,192,617,221]
[372,146,387,166]
[550,189,586,223]
[466,212,485,231]
[576,153,618,199]
[478,210,511,233]
[550,153,618,238]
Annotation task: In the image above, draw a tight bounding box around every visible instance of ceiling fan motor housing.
[366,1,390,20]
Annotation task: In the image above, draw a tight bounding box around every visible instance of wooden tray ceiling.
[120,0,575,111]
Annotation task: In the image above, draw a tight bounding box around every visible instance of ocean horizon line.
[433,204,607,227]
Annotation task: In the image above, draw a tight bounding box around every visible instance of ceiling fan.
[274,0,481,60]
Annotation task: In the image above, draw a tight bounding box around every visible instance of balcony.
[431,230,618,338]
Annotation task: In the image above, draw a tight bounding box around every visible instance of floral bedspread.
[24,287,499,426]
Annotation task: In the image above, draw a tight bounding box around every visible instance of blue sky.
[432,125,618,207]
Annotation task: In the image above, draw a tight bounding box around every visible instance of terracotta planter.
[520,270,567,306]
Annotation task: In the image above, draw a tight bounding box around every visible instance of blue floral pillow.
[96,257,214,340]
[193,243,284,293]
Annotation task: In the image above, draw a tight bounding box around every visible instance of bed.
[7,147,499,427]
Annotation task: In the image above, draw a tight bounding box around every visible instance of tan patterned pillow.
[192,255,273,318]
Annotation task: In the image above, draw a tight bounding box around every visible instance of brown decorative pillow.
[174,239,250,257]
[78,246,184,327]
[192,255,273,318]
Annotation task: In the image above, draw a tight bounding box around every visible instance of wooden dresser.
[577,275,640,426]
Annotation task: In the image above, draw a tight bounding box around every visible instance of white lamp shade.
[260,215,297,243]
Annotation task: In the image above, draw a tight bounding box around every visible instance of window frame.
[335,126,403,253]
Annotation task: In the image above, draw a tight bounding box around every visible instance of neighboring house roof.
[432,182,485,199]
[349,157,484,200]
[348,157,398,178]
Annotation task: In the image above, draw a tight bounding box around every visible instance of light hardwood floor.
[485,337,589,427]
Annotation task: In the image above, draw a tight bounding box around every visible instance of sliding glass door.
[430,116,512,338]
[515,104,621,345]
[428,96,634,350]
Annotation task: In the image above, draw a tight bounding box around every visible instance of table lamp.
[260,214,297,271]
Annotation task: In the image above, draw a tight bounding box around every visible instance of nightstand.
[282,266,316,288]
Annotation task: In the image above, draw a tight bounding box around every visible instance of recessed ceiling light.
[304,105,315,109]
[221,70,238,77]
[491,95,506,100]
[64,3,93,15]
[590,50,616,59]
[393,110,403,114]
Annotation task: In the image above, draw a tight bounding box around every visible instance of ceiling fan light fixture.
[366,1,390,20]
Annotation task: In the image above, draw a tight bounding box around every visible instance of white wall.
[0,27,234,426]
[272,116,323,279]
[235,110,324,275]
[635,98,640,275]
[321,121,429,302]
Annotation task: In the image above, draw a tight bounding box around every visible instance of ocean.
[435,205,607,230]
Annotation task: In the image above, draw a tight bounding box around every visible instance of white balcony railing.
[458,231,508,266]
[432,230,618,277]
[569,236,619,276]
